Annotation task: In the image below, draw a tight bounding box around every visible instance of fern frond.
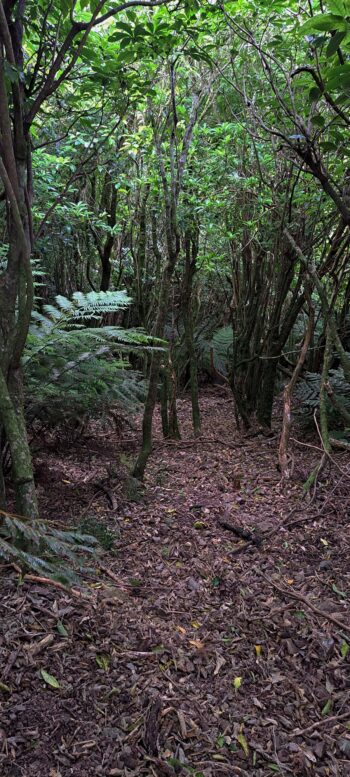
[0,512,99,584]
[24,290,163,427]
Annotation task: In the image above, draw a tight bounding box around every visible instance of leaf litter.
[0,389,349,776]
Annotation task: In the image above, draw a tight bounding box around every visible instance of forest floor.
[1,389,350,777]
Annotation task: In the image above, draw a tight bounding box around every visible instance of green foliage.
[199,326,234,377]
[294,366,350,431]
[24,290,162,427]
[78,516,116,550]
[0,510,98,585]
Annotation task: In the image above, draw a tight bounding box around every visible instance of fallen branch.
[260,573,350,634]
[219,519,262,546]
[94,482,118,510]
[292,711,350,737]
[329,437,350,451]
[23,574,84,598]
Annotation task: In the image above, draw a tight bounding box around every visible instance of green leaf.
[309,86,322,101]
[236,732,249,757]
[322,698,333,715]
[40,669,60,688]
[326,30,346,56]
[114,21,133,34]
[341,640,349,658]
[328,0,347,15]
[96,654,110,671]
[56,620,68,637]
[332,583,347,598]
[311,114,325,127]
[0,681,11,693]
[3,60,19,83]
[301,14,347,32]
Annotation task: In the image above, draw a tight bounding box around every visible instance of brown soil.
[1,390,349,777]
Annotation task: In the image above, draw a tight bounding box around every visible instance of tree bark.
[278,302,314,478]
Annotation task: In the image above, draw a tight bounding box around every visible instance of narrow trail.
[1,391,349,777]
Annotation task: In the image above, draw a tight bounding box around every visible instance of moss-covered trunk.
[0,367,38,518]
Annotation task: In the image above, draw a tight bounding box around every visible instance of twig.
[260,573,350,634]
[99,563,130,590]
[291,711,350,737]
[195,762,249,775]
[290,437,323,453]
[23,574,84,598]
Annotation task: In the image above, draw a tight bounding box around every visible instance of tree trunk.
[256,355,279,428]
[183,230,200,435]
[133,264,175,479]
[160,367,169,438]
[0,440,6,512]
[0,367,38,518]
[167,351,181,439]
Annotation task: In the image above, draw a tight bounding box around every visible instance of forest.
[0,0,350,775]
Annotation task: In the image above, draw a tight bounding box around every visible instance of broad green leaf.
[309,86,322,101]
[328,0,347,14]
[341,641,349,658]
[114,21,133,34]
[326,30,346,56]
[301,14,347,32]
[40,669,60,688]
[311,114,325,127]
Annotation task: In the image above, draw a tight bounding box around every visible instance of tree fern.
[294,365,350,437]
[0,511,98,584]
[24,290,163,426]
[198,326,234,377]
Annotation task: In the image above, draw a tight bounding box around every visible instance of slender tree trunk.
[319,327,332,456]
[278,303,314,478]
[160,366,169,438]
[183,230,200,435]
[0,367,38,518]
[167,350,181,439]
[133,86,201,478]
[0,435,6,511]
[133,264,176,479]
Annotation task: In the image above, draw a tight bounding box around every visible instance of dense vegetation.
[0,0,350,524]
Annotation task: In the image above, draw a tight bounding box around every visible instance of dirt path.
[1,392,349,776]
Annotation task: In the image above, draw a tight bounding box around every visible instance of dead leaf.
[189,639,205,650]
[214,654,226,676]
